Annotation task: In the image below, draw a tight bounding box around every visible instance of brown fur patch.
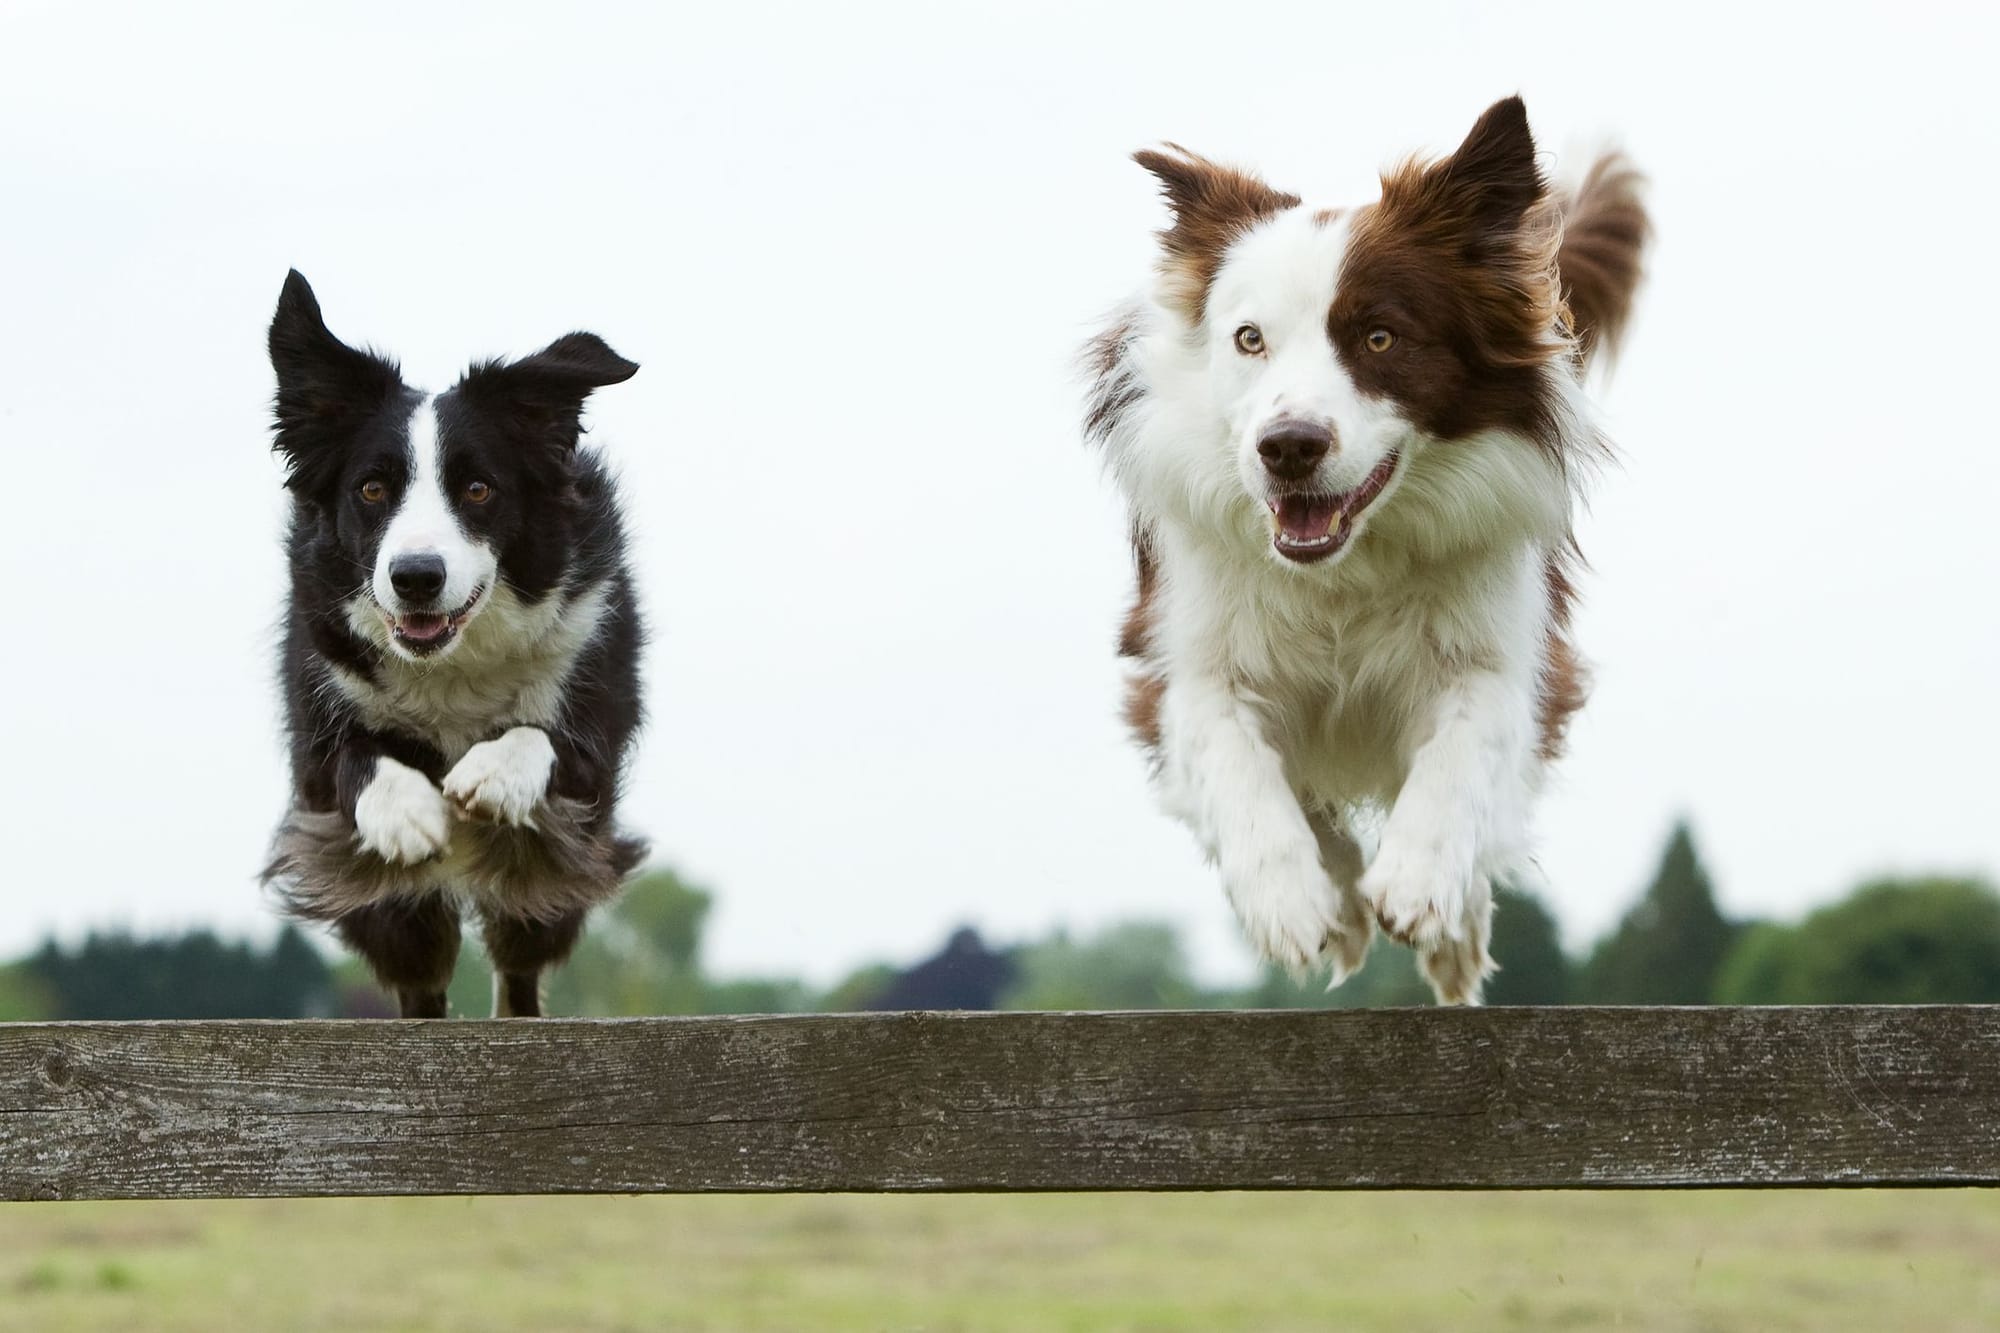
[1331,97,1570,457]
[1116,531,1158,660]
[1116,532,1166,751]
[1536,550,1590,762]
[1124,672,1166,752]
[1555,153,1649,368]
[1132,145,1299,325]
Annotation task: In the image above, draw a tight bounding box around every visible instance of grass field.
[4,1191,1999,1331]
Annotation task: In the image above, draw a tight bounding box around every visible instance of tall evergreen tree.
[1580,822,1735,1004]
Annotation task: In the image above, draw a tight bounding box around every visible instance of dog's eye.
[1233,324,1265,356]
[1365,328,1397,353]
[463,480,493,505]
[359,480,388,504]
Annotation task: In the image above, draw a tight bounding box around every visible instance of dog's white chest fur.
[1156,524,1549,812]
[330,580,611,762]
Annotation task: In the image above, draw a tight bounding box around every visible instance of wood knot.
[40,1048,76,1090]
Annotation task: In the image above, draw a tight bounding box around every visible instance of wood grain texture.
[5,1008,1999,1200]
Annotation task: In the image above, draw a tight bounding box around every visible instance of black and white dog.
[262,271,647,1018]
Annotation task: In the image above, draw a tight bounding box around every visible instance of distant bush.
[0,962,53,1021]
[1000,922,1203,1010]
[1714,877,2000,1004]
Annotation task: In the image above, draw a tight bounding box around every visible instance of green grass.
[2,1192,1997,1331]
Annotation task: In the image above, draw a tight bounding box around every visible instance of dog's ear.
[1418,96,1546,229]
[268,270,404,485]
[1133,145,1299,323]
[455,333,638,451]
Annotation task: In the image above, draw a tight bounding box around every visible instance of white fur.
[353,755,452,864]
[443,725,557,827]
[1210,214,1415,516]
[372,395,497,651]
[1101,206,1590,1004]
[332,578,612,764]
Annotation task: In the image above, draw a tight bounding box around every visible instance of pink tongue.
[397,613,449,641]
[1276,495,1339,542]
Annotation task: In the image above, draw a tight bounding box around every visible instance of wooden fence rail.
[4,1007,1998,1201]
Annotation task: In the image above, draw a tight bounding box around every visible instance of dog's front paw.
[354,758,451,864]
[1226,844,1359,974]
[1361,821,1479,953]
[443,727,556,827]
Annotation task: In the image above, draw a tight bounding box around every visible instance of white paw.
[1226,843,1359,974]
[354,757,451,864]
[442,727,555,827]
[1361,819,1480,953]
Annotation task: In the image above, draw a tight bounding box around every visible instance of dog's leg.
[1160,677,1353,972]
[352,755,452,864]
[1304,809,1375,985]
[334,895,462,1018]
[480,910,586,1018]
[442,726,556,828]
[1362,670,1533,1004]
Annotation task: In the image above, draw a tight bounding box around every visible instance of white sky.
[1,1,1994,986]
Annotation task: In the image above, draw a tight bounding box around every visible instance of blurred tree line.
[1,926,334,1020]
[2,823,1996,1020]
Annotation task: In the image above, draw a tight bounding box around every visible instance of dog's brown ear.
[1418,96,1547,229]
[1133,145,1299,323]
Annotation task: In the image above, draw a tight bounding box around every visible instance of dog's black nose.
[1257,420,1335,481]
[388,553,447,603]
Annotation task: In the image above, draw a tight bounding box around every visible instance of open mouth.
[1266,452,1401,564]
[384,586,483,656]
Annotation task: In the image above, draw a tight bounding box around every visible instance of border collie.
[261,271,647,1018]
[1085,98,1647,1003]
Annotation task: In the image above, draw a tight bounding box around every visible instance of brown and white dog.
[1084,98,1647,1002]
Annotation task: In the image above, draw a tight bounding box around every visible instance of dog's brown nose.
[1257,420,1334,481]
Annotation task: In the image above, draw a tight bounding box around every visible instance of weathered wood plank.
[3,1008,1998,1200]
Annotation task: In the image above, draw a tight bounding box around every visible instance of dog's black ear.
[1132,145,1300,323]
[455,333,638,451]
[1424,96,1546,227]
[508,333,640,397]
[268,270,404,483]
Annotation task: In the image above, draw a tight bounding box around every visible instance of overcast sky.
[2,1,1994,985]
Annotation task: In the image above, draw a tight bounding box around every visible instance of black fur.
[261,270,647,1017]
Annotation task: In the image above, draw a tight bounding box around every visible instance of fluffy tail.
[1556,153,1649,369]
